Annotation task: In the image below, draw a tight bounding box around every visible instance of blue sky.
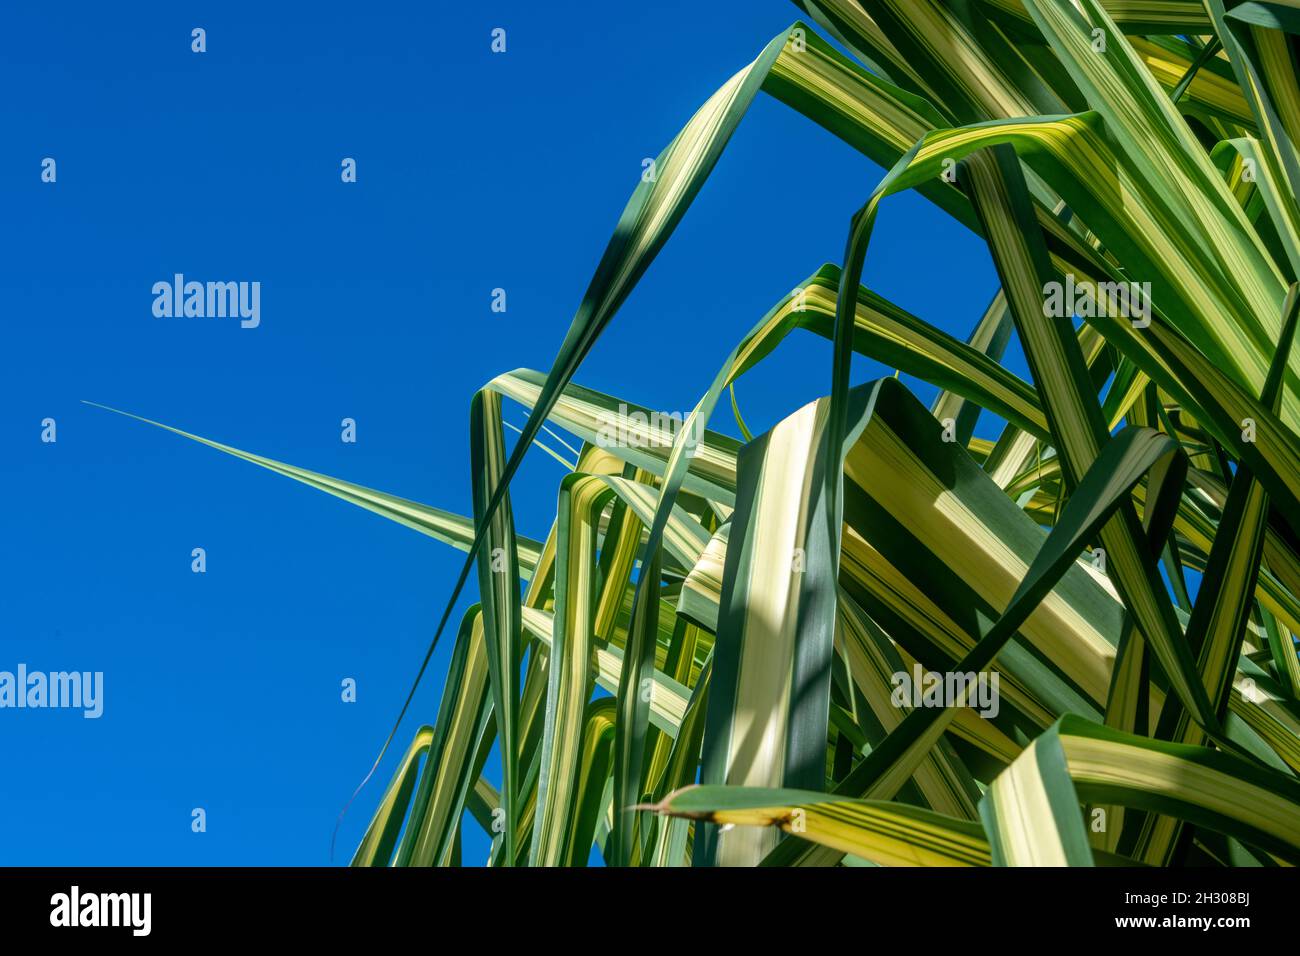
[0,1,1007,865]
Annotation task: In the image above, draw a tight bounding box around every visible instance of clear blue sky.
[0,1,1006,864]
